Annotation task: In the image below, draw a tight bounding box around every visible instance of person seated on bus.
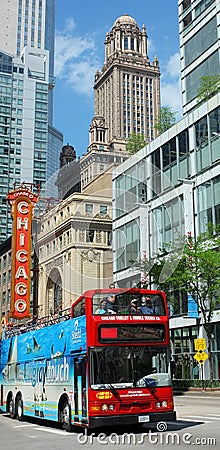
[95,299,107,314]
[129,299,139,314]
[153,295,162,315]
[140,297,154,314]
[141,297,161,315]
[105,295,118,313]
[80,302,86,315]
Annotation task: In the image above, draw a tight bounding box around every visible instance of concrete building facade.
[36,172,113,316]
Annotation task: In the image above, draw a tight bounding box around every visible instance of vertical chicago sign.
[7,186,38,319]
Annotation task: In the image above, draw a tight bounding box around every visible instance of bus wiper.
[143,377,157,393]
[96,367,120,398]
[107,383,120,398]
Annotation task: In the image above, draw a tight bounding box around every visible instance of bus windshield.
[90,346,171,389]
[93,293,165,316]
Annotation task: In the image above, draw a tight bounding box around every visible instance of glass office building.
[0,0,63,242]
[179,0,220,115]
[112,93,220,379]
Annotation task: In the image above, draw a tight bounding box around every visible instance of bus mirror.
[76,361,82,376]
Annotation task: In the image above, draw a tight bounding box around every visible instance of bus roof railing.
[1,307,71,339]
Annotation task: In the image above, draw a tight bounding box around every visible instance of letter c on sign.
[16,250,28,263]
[17,201,29,214]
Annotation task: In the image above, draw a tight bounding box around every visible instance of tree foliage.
[197,75,220,104]
[154,106,177,135]
[126,132,146,155]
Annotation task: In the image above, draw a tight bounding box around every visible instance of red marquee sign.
[7,187,38,319]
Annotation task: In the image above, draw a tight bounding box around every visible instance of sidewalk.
[174,388,220,396]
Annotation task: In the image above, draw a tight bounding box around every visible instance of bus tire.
[60,400,72,432]
[8,396,15,419]
[16,396,24,421]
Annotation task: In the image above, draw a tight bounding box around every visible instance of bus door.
[73,356,87,424]
[34,359,47,418]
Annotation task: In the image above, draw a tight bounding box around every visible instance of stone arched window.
[46,268,62,315]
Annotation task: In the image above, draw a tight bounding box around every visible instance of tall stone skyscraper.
[91,14,161,151]
[79,14,161,190]
[0,0,63,242]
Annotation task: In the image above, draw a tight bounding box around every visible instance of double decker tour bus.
[0,288,176,431]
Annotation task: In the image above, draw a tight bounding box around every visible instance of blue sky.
[54,0,181,157]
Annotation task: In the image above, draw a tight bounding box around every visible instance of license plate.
[138,415,150,423]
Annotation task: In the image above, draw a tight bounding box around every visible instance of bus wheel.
[8,396,15,419]
[61,400,72,432]
[17,397,24,421]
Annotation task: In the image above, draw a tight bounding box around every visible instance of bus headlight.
[108,404,115,411]
[156,401,168,408]
[101,404,108,411]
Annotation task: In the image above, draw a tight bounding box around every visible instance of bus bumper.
[89,411,176,428]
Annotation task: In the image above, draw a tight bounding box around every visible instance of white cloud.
[65,17,76,32]
[55,18,100,96]
[166,52,181,78]
[147,38,155,55]
[160,52,182,118]
[66,61,98,96]
[161,78,182,118]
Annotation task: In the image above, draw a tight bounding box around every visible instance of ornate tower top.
[113,13,138,27]
[104,13,149,63]
[59,144,76,168]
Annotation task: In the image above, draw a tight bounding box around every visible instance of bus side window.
[153,295,165,315]
[73,298,86,317]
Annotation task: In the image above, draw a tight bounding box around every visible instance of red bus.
[0,288,176,431]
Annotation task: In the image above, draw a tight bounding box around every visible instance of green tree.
[131,227,220,379]
[197,75,220,104]
[154,106,177,135]
[126,132,146,155]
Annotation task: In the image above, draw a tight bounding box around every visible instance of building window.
[209,106,220,163]
[213,176,220,226]
[195,0,215,18]
[184,17,217,68]
[124,37,128,50]
[182,0,191,11]
[116,220,140,272]
[183,11,192,29]
[100,205,107,216]
[195,116,210,172]
[86,230,94,243]
[85,204,93,215]
[185,51,219,103]
[197,182,213,233]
